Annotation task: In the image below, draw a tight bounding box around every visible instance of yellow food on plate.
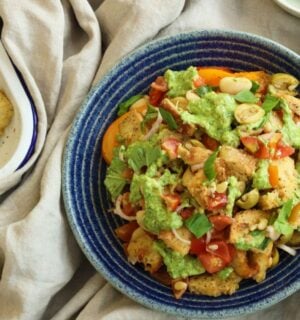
[0,91,13,136]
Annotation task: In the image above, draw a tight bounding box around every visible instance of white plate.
[274,0,300,18]
[0,42,35,178]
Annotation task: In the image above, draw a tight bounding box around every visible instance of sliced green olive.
[271,73,299,92]
[234,103,265,124]
[271,247,280,267]
[287,231,300,246]
[236,188,259,209]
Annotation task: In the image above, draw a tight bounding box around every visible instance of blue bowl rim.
[63,29,300,318]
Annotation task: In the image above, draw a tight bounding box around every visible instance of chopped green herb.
[195,85,214,97]
[204,148,219,181]
[234,90,259,104]
[262,95,280,113]
[141,105,158,131]
[159,107,178,130]
[218,267,233,280]
[250,81,260,93]
[185,213,212,238]
[273,199,294,236]
[117,94,144,116]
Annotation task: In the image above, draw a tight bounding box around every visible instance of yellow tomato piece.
[198,68,233,86]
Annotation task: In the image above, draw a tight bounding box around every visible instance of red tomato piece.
[149,88,165,106]
[202,133,220,151]
[206,240,233,265]
[207,192,228,211]
[193,76,206,88]
[240,136,260,154]
[198,252,227,273]
[274,142,295,159]
[180,207,194,220]
[209,215,232,231]
[162,193,181,211]
[190,237,206,255]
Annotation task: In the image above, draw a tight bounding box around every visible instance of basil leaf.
[262,94,280,113]
[185,213,212,238]
[195,85,214,97]
[234,90,259,103]
[204,148,219,181]
[250,81,260,93]
[159,107,178,130]
[273,199,294,236]
[117,94,143,116]
[141,105,158,131]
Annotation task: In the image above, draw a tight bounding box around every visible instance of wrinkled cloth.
[0,0,299,319]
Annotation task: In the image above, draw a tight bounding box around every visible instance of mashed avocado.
[281,99,300,148]
[235,230,268,250]
[252,160,271,190]
[181,92,239,147]
[130,174,182,233]
[155,241,205,278]
[164,67,198,97]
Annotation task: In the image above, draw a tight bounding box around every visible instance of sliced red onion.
[266,226,281,241]
[277,244,297,256]
[113,195,136,221]
[142,111,162,140]
[175,204,187,213]
[172,228,191,245]
[190,163,204,172]
[206,230,212,244]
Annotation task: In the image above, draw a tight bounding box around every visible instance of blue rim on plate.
[13,66,38,169]
[63,29,300,318]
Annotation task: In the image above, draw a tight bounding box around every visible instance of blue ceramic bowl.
[63,30,300,318]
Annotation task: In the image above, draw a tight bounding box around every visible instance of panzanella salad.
[102,66,300,299]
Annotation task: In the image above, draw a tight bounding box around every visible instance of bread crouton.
[229,210,269,244]
[218,146,257,182]
[188,272,241,297]
[158,227,192,256]
[250,241,273,282]
[258,190,282,210]
[178,144,212,165]
[231,250,258,279]
[119,109,144,145]
[127,227,162,273]
[182,168,212,208]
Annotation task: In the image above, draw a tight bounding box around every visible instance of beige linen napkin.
[0,1,299,320]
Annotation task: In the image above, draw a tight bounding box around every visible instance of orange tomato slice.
[198,67,233,86]
[102,105,147,164]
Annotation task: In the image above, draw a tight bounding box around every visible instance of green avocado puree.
[281,99,300,148]
[155,241,205,278]
[226,176,242,216]
[252,160,271,190]
[181,92,239,147]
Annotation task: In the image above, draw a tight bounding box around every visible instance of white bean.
[220,77,252,95]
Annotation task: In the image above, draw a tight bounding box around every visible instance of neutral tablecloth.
[0,1,299,319]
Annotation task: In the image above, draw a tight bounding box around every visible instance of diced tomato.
[180,207,194,220]
[210,228,227,241]
[228,243,236,260]
[193,76,206,88]
[207,192,228,211]
[206,240,234,264]
[149,76,167,106]
[161,138,181,160]
[115,221,139,242]
[149,87,165,106]
[254,142,270,159]
[274,142,295,159]
[162,193,181,211]
[121,192,136,216]
[240,136,260,154]
[202,133,220,151]
[122,168,134,180]
[209,215,232,231]
[190,237,206,255]
[198,252,227,273]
